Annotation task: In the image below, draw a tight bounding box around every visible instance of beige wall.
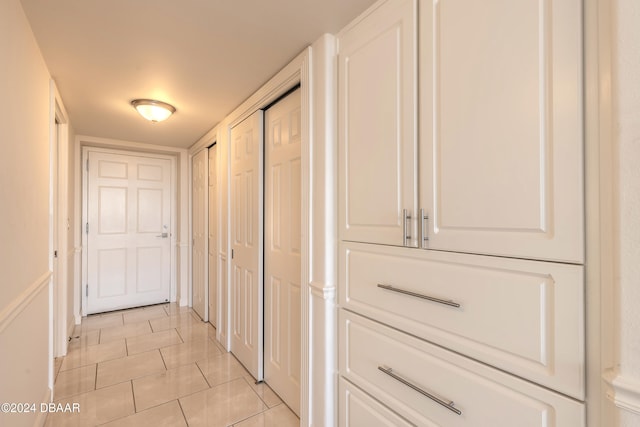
[0,0,54,426]
[612,0,640,425]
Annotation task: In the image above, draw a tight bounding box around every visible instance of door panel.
[419,0,583,263]
[230,110,264,380]
[264,89,301,415]
[338,0,418,247]
[208,145,218,328]
[87,151,171,314]
[192,149,208,320]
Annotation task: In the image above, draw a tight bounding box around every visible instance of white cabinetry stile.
[337,0,585,425]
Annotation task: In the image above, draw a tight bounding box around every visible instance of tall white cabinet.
[338,0,586,425]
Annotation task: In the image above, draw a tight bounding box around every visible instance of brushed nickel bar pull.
[420,208,428,248]
[377,284,461,308]
[378,365,462,416]
[403,209,411,246]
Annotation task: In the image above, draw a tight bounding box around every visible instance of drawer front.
[340,310,585,427]
[339,241,584,398]
[339,378,414,427]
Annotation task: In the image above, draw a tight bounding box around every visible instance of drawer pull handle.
[378,365,462,416]
[377,284,461,308]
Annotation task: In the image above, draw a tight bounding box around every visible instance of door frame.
[81,146,178,316]
[49,81,71,399]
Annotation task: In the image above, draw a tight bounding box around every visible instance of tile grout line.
[158,348,168,370]
[177,398,190,426]
[130,380,137,413]
[195,360,213,389]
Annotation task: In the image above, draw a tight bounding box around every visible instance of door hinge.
[54,250,58,258]
[85,286,88,297]
[231,249,234,259]
[86,223,89,234]
[86,159,89,171]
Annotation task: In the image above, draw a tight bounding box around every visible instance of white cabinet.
[338,0,418,247]
[340,241,585,399]
[419,0,584,264]
[338,0,584,264]
[340,311,585,427]
[337,0,586,425]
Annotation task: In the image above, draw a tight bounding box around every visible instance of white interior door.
[208,145,218,328]
[230,110,264,380]
[264,89,301,415]
[86,151,171,314]
[192,149,208,320]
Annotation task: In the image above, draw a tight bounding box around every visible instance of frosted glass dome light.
[131,99,176,122]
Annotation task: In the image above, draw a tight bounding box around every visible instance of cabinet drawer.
[339,378,413,427]
[340,310,585,427]
[340,242,584,398]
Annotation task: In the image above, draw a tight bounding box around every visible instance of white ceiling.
[20,0,376,148]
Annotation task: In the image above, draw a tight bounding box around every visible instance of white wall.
[611,0,640,424]
[0,0,54,426]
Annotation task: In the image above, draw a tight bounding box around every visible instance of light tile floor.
[46,303,299,427]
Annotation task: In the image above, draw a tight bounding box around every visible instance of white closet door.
[230,110,264,380]
[192,149,208,321]
[208,145,218,328]
[87,151,171,314]
[338,0,418,247]
[419,0,583,263]
[264,89,301,415]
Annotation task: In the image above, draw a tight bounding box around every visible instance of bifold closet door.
[230,110,264,380]
[208,145,218,328]
[192,149,208,321]
[264,88,302,415]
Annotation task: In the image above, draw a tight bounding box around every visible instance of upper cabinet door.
[338,0,418,247]
[419,0,584,263]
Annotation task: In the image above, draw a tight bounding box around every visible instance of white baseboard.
[604,370,640,415]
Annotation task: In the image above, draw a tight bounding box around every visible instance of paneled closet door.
[338,0,418,247]
[230,110,264,380]
[208,145,218,328]
[192,149,208,321]
[419,0,583,263]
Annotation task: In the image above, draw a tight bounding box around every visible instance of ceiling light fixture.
[131,99,176,123]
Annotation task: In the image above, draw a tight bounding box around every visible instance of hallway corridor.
[45,304,299,426]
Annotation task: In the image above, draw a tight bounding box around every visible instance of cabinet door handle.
[377,284,461,308]
[403,209,411,246]
[378,365,462,415]
[420,208,428,248]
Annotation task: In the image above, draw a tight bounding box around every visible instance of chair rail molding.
[0,271,52,333]
[605,370,640,415]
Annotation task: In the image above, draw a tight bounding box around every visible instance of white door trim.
[81,146,178,316]
[49,80,71,402]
